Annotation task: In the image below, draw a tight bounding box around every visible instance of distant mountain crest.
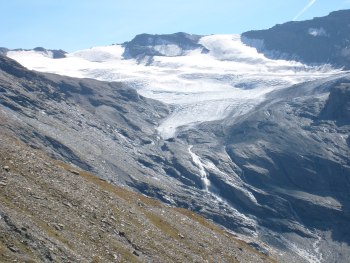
[0,46,67,59]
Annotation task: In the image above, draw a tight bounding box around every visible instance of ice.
[7,34,343,139]
[71,45,124,62]
[153,44,183,56]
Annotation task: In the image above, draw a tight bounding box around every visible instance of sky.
[1,0,350,52]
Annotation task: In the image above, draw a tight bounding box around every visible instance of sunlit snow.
[7,34,343,139]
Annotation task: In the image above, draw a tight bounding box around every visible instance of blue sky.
[1,0,349,51]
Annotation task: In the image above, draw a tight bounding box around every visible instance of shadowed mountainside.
[242,10,350,69]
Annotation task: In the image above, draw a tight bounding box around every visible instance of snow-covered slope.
[7,34,343,138]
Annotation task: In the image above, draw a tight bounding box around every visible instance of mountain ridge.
[242,9,350,69]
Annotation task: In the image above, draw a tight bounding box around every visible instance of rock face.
[320,83,350,122]
[242,10,350,69]
[122,32,208,60]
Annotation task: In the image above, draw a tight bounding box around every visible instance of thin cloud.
[293,0,317,21]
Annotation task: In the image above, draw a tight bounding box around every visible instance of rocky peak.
[122,32,208,59]
[32,47,67,58]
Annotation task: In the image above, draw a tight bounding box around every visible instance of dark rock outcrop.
[33,47,67,58]
[320,83,350,122]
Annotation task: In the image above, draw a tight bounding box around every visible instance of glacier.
[7,34,343,139]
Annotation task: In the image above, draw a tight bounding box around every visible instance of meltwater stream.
[188,145,258,224]
[188,145,211,191]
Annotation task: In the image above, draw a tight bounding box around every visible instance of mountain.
[0,55,273,262]
[2,9,350,263]
[242,10,350,69]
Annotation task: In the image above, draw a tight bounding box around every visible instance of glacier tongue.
[7,34,342,138]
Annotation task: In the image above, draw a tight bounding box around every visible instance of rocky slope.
[242,10,350,69]
[0,130,272,262]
